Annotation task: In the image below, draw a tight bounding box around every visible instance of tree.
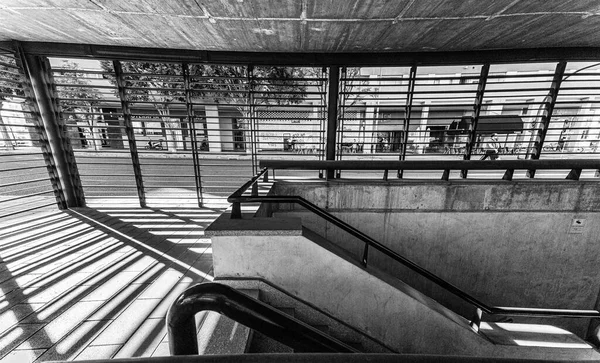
[0,54,24,150]
[194,65,309,152]
[337,67,375,152]
[55,60,104,150]
[99,61,308,152]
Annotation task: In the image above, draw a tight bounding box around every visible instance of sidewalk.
[0,204,224,362]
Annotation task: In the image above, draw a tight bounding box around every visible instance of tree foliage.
[0,54,25,149]
[98,61,310,151]
[54,60,104,150]
[55,60,102,111]
[99,61,308,111]
[0,54,24,99]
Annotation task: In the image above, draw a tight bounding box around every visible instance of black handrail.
[260,159,600,181]
[227,164,600,328]
[260,159,600,170]
[166,282,360,355]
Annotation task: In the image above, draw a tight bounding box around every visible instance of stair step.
[273,306,296,318]
[196,288,259,355]
[310,324,330,335]
[247,331,294,353]
[479,322,594,348]
[343,341,363,352]
[238,288,260,299]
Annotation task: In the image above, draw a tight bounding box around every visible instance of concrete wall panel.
[271,180,600,336]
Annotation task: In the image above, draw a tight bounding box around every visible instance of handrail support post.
[566,168,582,180]
[503,169,514,181]
[231,202,242,219]
[469,307,483,332]
[361,243,369,267]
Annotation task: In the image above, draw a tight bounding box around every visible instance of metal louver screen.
[0,50,60,218]
[49,58,138,207]
[337,63,600,180]
[549,62,600,158]
[252,66,327,179]
[18,57,600,210]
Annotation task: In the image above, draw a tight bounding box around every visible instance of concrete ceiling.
[1,0,600,53]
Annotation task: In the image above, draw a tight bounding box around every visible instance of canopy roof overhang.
[448,116,524,135]
[2,1,600,62]
[477,116,524,134]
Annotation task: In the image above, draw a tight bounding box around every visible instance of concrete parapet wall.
[208,223,489,355]
[206,215,599,359]
[272,180,600,212]
[271,180,600,337]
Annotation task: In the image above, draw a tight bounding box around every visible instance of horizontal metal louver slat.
[0,51,59,217]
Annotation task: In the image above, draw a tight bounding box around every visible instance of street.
[2,149,599,214]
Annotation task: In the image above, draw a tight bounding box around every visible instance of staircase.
[193,279,394,354]
[204,213,600,359]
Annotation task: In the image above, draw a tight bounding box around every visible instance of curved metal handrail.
[228,165,600,325]
[166,282,360,355]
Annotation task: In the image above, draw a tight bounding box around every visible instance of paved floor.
[0,205,224,362]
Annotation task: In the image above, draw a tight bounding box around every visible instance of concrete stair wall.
[216,278,395,354]
[206,214,600,360]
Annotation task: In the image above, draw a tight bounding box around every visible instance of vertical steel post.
[14,46,67,209]
[113,60,146,207]
[461,63,490,179]
[326,66,340,179]
[20,52,82,207]
[247,66,259,174]
[527,61,566,178]
[335,67,349,179]
[399,65,417,178]
[183,63,204,207]
[318,67,327,178]
[469,308,483,332]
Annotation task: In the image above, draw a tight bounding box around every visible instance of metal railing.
[227,160,600,330]
[259,159,600,181]
[166,282,359,355]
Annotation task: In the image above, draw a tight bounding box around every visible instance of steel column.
[248,65,259,174]
[20,53,82,207]
[527,61,566,178]
[461,63,490,179]
[326,66,340,179]
[183,63,203,207]
[318,67,327,178]
[113,60,146,207]
[399,65,417,178]
[336,67,347,168]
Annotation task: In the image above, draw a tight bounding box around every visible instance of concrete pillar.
[417,105,429,153]
[205,105,222,153]
[483,101,503,116]
[363,103,377,154]
[520,98,541,152]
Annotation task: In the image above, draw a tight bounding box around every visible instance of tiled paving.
[0,205,225,362]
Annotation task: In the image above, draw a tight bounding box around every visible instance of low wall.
[206,214,598,359]
[271,180,600,338]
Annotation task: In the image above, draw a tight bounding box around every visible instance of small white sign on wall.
[569,218,586,234]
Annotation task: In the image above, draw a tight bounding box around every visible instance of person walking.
[480,133,500,160]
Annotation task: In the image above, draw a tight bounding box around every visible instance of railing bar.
[259,159,600,171]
